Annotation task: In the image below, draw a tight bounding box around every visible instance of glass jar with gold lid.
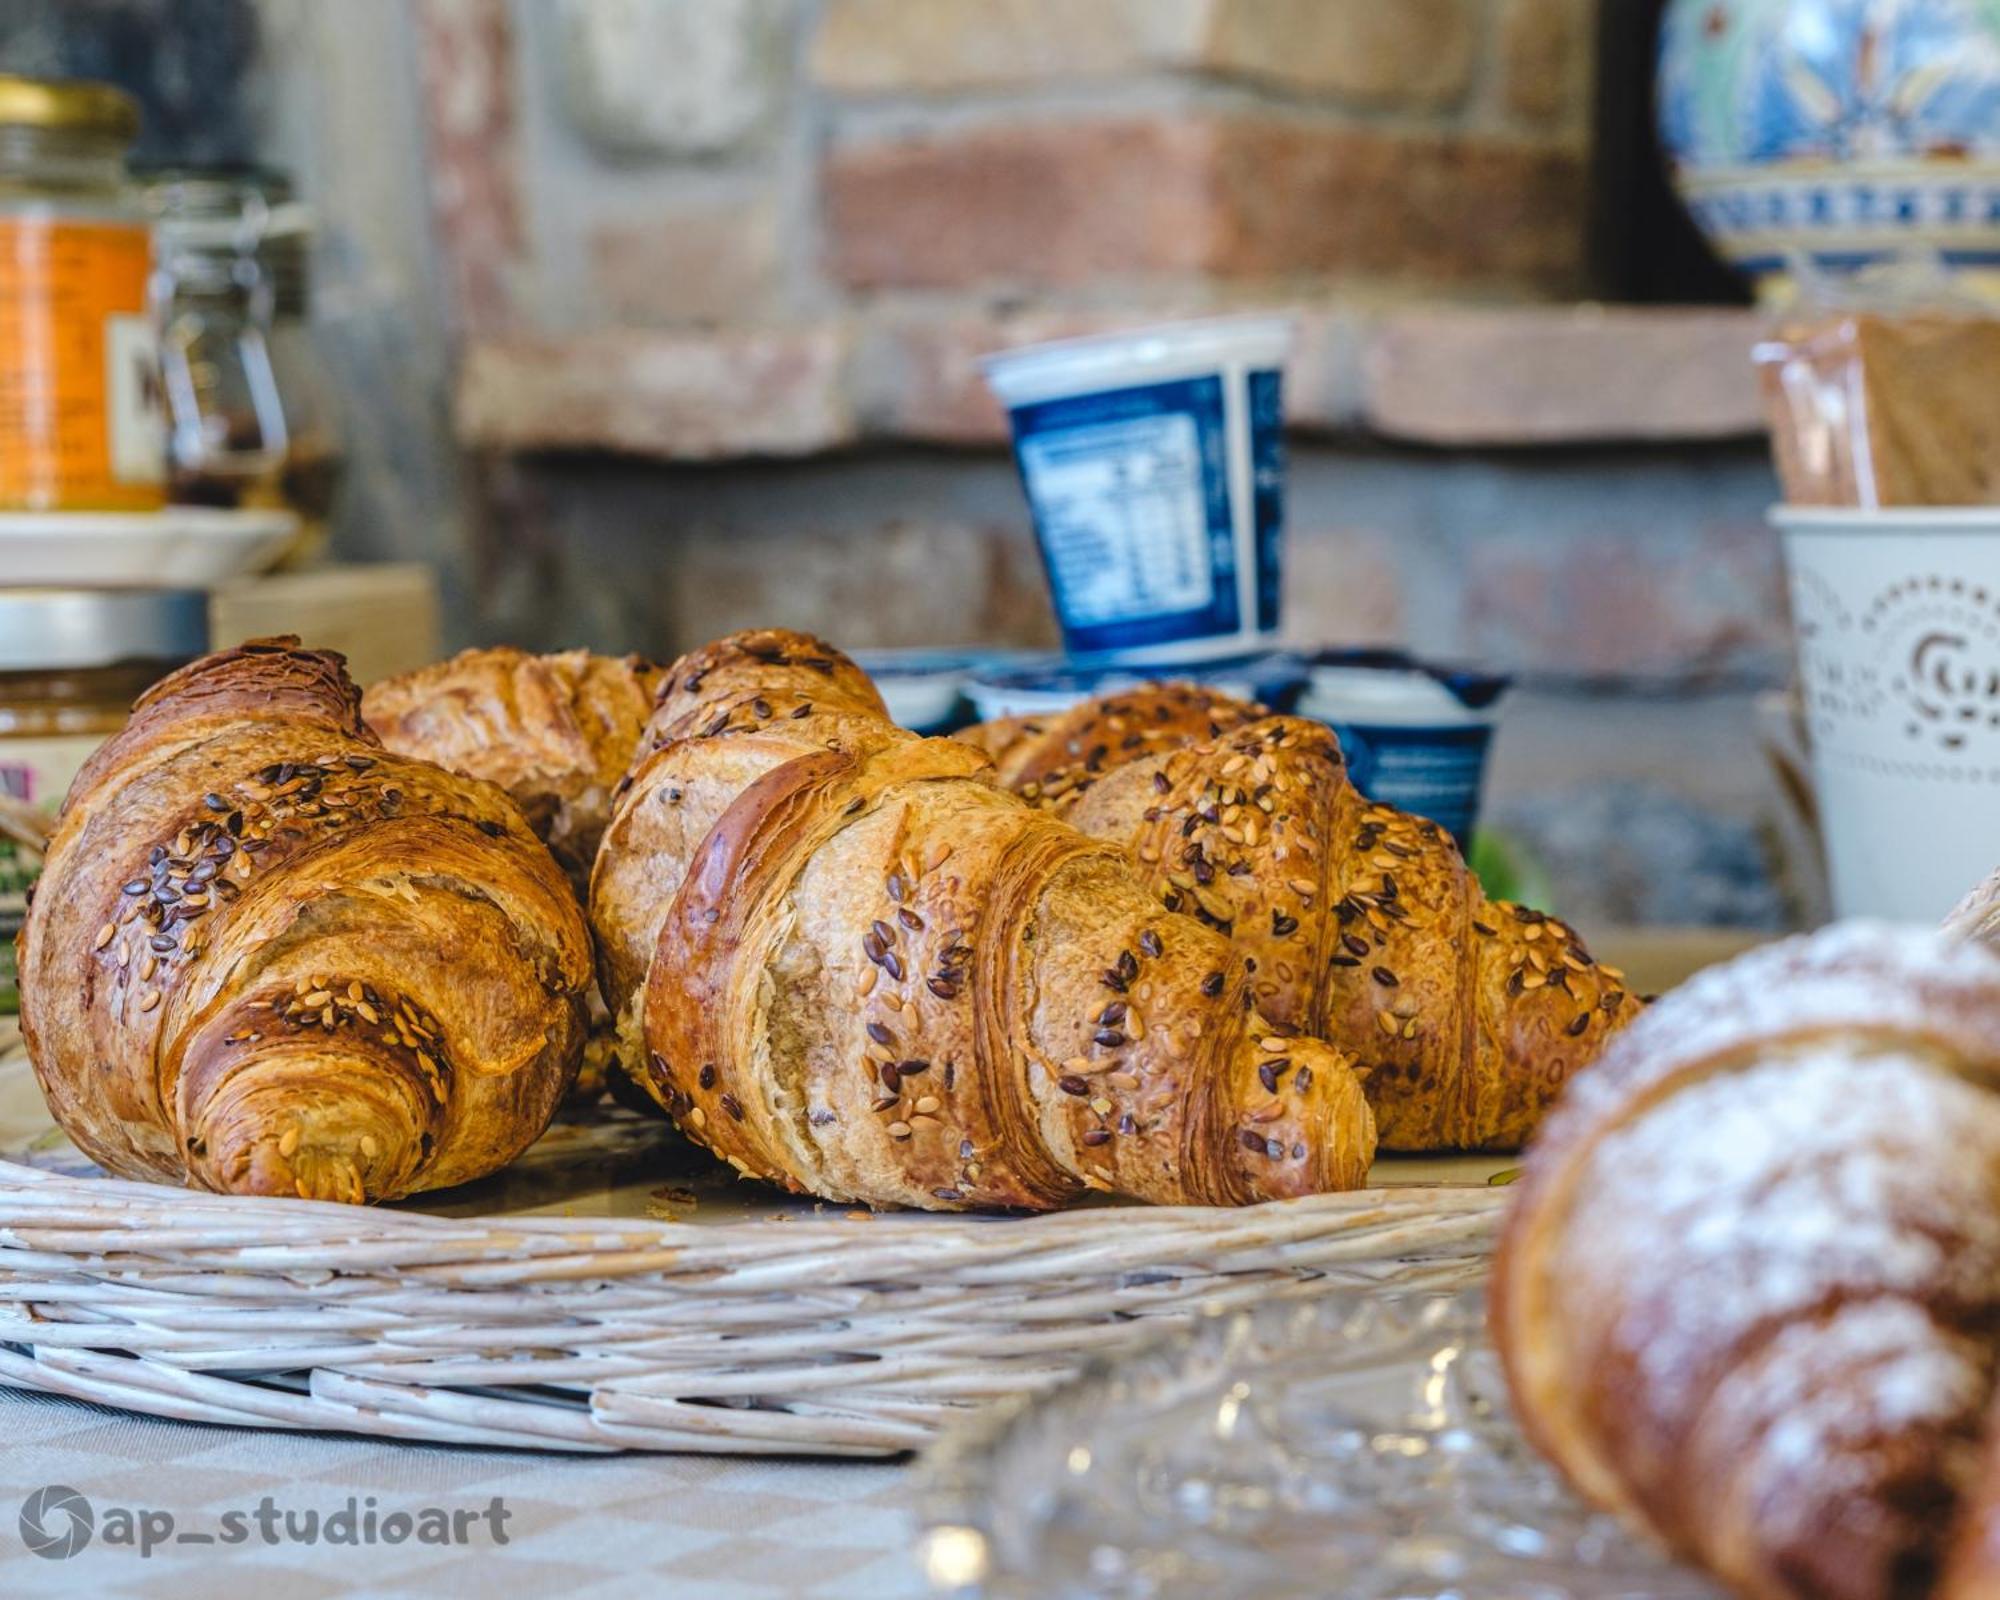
[0,74,166,511]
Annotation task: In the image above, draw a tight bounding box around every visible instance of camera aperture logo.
[16,1486,510,1560]
[19,1485,92,1559]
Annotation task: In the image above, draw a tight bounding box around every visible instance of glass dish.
[916,1288,1720,1600]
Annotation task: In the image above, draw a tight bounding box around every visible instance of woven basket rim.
[0,1020,1520,1455]
[0,1151,1505,1245]
[0,1152,1506,1455]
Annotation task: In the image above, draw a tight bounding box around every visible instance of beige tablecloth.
[0,1385,923,1598]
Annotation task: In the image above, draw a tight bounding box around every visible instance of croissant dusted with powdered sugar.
[1495,924,2000,1600]
[968,690,1638,1150]
[364,645,663,898]
[590,628,1377,1211]
[17,639,593,1203]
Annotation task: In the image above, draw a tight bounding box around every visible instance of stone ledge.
[1360,305,1768,445]
[455,326,857,459]
[454,304,1768,460]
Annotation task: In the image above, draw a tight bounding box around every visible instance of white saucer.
[0,507,299,587]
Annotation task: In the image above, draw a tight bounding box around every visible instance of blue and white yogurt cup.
[1297,652,1511,847]
[965,652,1306,725]
[982,315,1294,665]
[849,648,990,735]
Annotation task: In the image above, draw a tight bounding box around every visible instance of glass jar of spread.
[0,74,166,511]
[142,165,342,564]
[0,589,206,1011]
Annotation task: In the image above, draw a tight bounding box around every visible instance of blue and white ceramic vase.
[1658,0,2000,294]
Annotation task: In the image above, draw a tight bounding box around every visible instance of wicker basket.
[0,1038,1504,1457]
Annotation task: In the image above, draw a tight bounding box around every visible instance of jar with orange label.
[0,75,165,511]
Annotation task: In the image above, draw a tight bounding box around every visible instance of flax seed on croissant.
[363,646,663,897]
[589,629,1377,1212]
[967,690,1638,1150]
[1495,924,2000,1600]
[17,639,593,1203]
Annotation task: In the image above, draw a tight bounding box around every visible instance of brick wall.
[434,0,1598,343]
[247,0,1804,931]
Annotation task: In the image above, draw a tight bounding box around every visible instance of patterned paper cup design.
[983,316,1293,666]
[1775,507,2000,920]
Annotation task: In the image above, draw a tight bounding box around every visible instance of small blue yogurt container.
[1297,651,1511,847]
[964,652,1306,724]
[982,315,1294,665]
[849,648,988,734]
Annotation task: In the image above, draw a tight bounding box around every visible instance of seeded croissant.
[363,645,663,899]
[967,691,1639,1150]
[363,646,664,1106]
[590,629,1377,1211]
[962,684,1265,808]
[1495,924,2000,1600]
[17,639,593,1202]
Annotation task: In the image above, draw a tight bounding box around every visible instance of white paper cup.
[982,315,1293,665]
[1775,506,2000,920]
